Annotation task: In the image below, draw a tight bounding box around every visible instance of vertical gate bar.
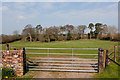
[48,48,49,68]
[98,48,99,73]
[72,48,73,69]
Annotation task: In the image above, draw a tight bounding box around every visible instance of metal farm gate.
[25,48,98,73]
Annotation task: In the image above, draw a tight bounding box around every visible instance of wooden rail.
[98,45,120,73]
[105,45,120,67]
[0,44,18,50]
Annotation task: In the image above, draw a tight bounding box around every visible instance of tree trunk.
[83,31,84,39]
[81,34,82,39]
[90,33,91,39]
[97,34,99,39]
[28,33,32,42]
[25,37,27,42]
[83,34,84,39]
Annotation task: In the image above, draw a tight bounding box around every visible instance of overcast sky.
[1,2,118,35]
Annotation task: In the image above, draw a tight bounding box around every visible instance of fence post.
[23,48,27,74]
[105,50,108,68]
[6,44,9,50]
[114,46,117,62]
[103,50,106,68]
[98,48,104,73]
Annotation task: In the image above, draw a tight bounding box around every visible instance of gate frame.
[25,47,99,73]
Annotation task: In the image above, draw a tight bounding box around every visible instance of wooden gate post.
[103,50,106,68]
[98,48,104,73]
[23,48,27,74]
[6,44,9,50]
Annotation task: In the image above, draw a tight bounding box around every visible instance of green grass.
[1,39,118,58]
[93,63,120,78]
[4,39,117,49]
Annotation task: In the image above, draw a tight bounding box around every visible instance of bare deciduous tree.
[77,25,87,39]
[22,24,36,42]
[107,25,118,34]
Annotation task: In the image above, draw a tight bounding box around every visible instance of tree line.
[21,23,118,42]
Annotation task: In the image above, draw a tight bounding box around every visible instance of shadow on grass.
[26,58,39,73]
[91,63,98,72]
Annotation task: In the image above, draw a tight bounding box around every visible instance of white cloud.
[18,16,26,20]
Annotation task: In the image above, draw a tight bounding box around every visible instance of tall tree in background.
[64,24,74,40]
[22,24,35,42]
[88,23,94,39]
[45,26,59,42]
[106,25,117,34]
[77,25,87,39]
[94,23,103,39]
[36,25,42,34]
[60,26,66,35]
[64,24,74,33]
[35,25,42,41]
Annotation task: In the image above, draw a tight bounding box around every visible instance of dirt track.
[25,55,97,78]
[25,71,96,78]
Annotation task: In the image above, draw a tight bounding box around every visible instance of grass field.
[1,39,118,58]
[93,63,120,78]
[1,39,119,78]
[2,39,117,49]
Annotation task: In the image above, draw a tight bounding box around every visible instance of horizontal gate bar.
[25,47,98,50]
[27,66,98,69]
[28,57,98,60]
[26,53,98,55]
[28,69,98,72]
[28,63,98,66]
[29,60,98,63]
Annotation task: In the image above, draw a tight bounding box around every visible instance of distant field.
[2,39,118,49]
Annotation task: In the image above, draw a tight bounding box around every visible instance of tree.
[88,23,94,39]
[22,24,35,42]
[94,23,103,39]
[64,24,74,40]
[106,25,117,34]
[94,23,103,33]
[35,25,42,41]
[102,24,108,34]
[36,25,42,34]
[45,26,60,42]
[77,25,87,39]
[67,30,71,40]
[60,26,66,35]
[64,24,74,33]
